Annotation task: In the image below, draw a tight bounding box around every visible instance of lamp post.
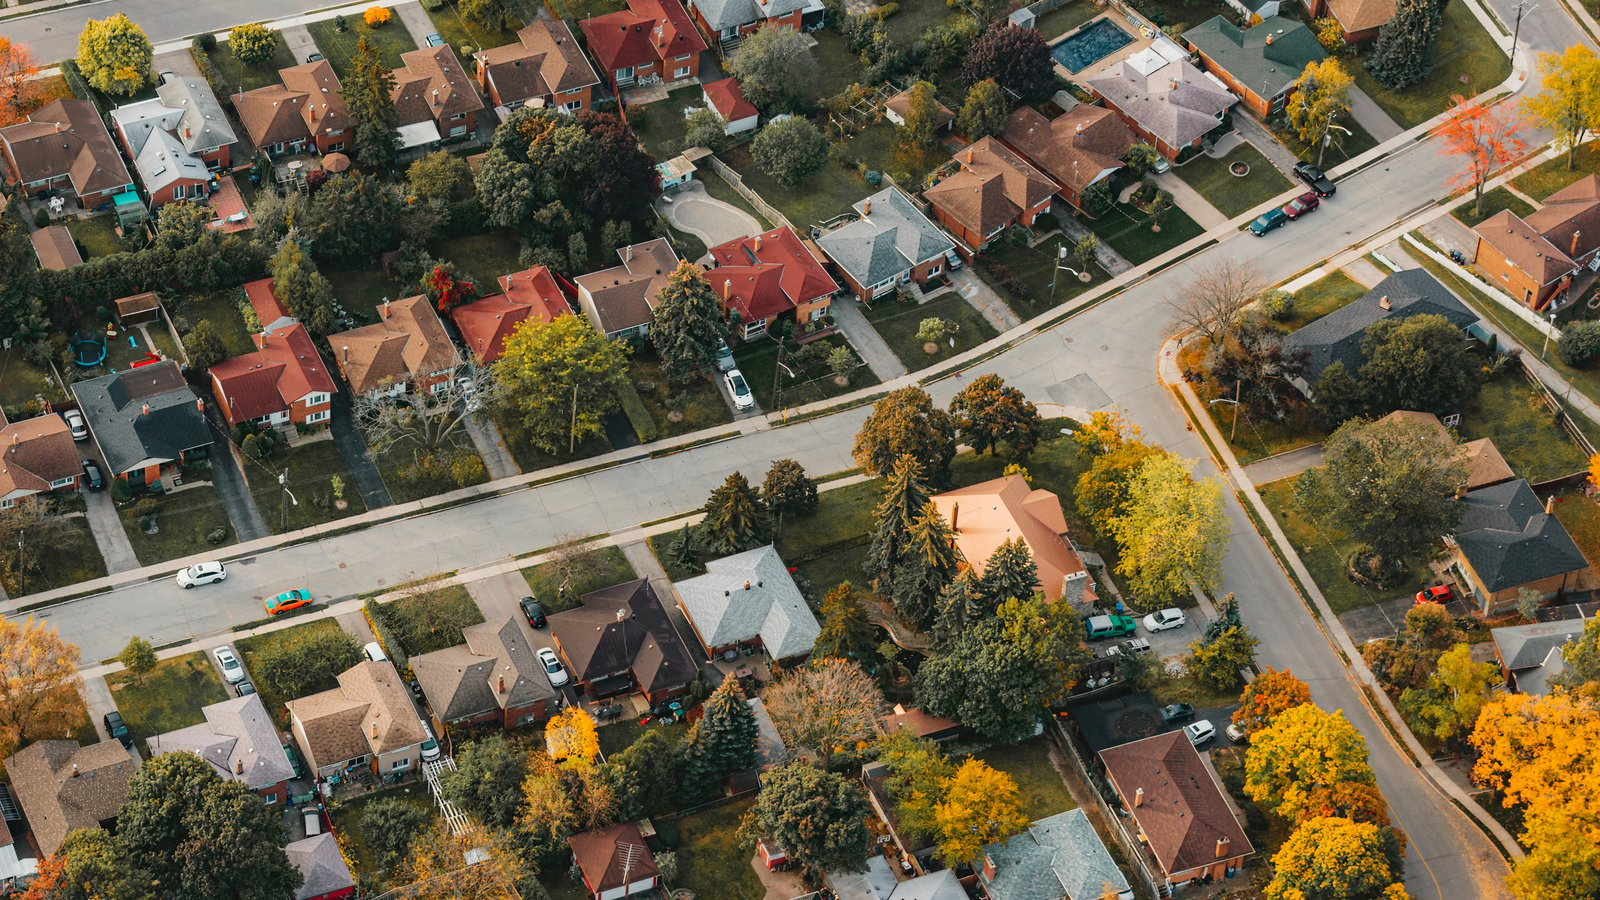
[1210,380,1243,442]
[1049,243,1084,303]
[1317,111,1351,170]
[1541,309,1559,359]
[278,470,298,532]
[1509,0,1538,69]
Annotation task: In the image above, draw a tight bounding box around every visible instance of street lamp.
[1509,0,1539,69]
[1541,309,1559,359]
[1210,381,1243,442]
[1049,244,1084,303]
[278,470,299,532]
[1318,114,1352,169]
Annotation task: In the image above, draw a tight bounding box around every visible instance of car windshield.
[731,374,748,393]
[545,659,560,673]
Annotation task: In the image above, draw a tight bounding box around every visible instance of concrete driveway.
[657,181,762,249]
[465,572,579,707]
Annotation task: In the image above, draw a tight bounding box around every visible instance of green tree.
[814,583,878,662]
[896,80,940,152]
[37,827,142,900]
[875,729,953,846]
[1365,0,1443,90]
[360,797,432,871]
[303,172,400,260]
[459,0,517,30]
[650,262,725,383]
[977,537,1040,608]
[684,107,728,151]
[1399,642,1497,742]
[1123,143,1160,176]
[729,25,820,112]
[701,471,773,555]
[763,458,818,538]
[853,387,957,485]
[494,315,630,454]
[1559,319,1600,367]
[268,238,336,335]
[683,679,759,795]
[666,523,705,576]
[740,763,872,873]
[1524,46,1600,170]
[752,116,830,187]
[610,728,685,816]
[1107,454,1228,601]
[956,78,1008,139]
[865,455,931,601]
[155,201,215,252]
[182,321,227,371]
[1188,625,1260,690]
[76,14,152,96]
[249,626,360,703]
[949,373,1041,459]
[931,570,986,646]
[1075,439,1166,536]
[1310,360,1366,429]
[407,150,472,202]
[1245,703,1375,823]
[341,37,400,168]
[1287,58,1353,147]
[439,734,528,828]
[1555,615,1600,694]
[1358,314,1480,415]
[117,636,156,686]
[889,502,960,628]
[228,24,277,65]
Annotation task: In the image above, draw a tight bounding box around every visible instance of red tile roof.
[243,278,294,331]
[1099,732,1253,879]
[706,225,836,322]
[581,0,706,73]
[451,266,572,363]
[209,324,336,424]
[704,78,757,122]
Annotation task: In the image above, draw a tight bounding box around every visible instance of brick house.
[412,618,557,732]
[392,45,485,151]
[231,60,354,156]
[70,361,212,488]
[0,99,135,208]
[925,138,1057,256]
[1472,175,1600,311]
[704,225,837,339]
[574,239,681,339]
[999,105,1134,212]
[815,187,954,303]
[210,325,335,429]
[569,823,661,900]
[3,740,138,857]
[1184,16,1326,117]
[1446,479,1596,615]
[109,73,236,208]
[1084,48,1235,161]
[476,20,601,113]
[328,296,461,399]
[286,661,428,781]
[581,0,707,91]
[0,413,81,508]
[450,265,572,363]
[548,579,697,703]
[1298,0,1395,42]
[688,0,814,51]
[673,545,820,664]
[146,694,296,806]
[931,475,1097,605]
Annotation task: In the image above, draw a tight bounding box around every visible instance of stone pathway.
[950,267,1020,331]
[83,487,141,574]
[829,298,908,380]
[390,0,437,49]
[1231,118,1302,176]
[658,181,762,248]
[1347,85,1404,142]
[464,415,520,480]
[1154,170,1229,230]
[1502,181,1541,207]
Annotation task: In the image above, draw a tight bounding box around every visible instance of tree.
[763,458,818,538]
[360,797,432,871]
[1188,625,1260,691]
[815,583,878,662]
[1399,642,1497,742]
[977,537,1040,608]
[1165,258,1264,349]
[407,150,472,202]
[1267,817,1406,900]
[77,14,152,96]
[1524,46,1600,170]
[495,315,630,454]
[1440,94,1526,219]
[701,472,773,555]
[395,823,529,900]
[1508,811,1600,900]
[248,627,361,711]
[949,374,1042,460]
[179,319,227,370]
[963,25,1054,102]
[1310,360,1365,429]
[229,24,276,65]
[865,455,931,599]
[667,523,705,576]
[440,734,528,828]
[1244,703,1375,823]
[740,763,872,873]
[933,759,1029,866]
[459,0,517,31]
[1123,143,1160,176]
[1107,454,1229,601]
[1294,415,1464,574]
[0,38,40,126]
[684,678,759,785]
[1072,409,1141,455]
[1555,615,1600,694]
[1232,668,1312,736]
[874,730,953,846]
[304,172,400,260]
[729,25,820,112]
[683,107,728,151]
[1287,58,1353,147]
[117,636,157,685]
[268,238,336,335]
[829,345,857,381]
[1359,313,1481,415]
[421,261,477,312]
[1207,310,1308,422]
[651,262,725,383]
[610,728,685,816]
[888,503,960,627]
[1076,439,1165,536]
[23,827,137,900]
[578,110,661,223]
[897,80,940,152]
[1559,318,1600,366]
[957,78,1008,139]
[752,116,830,187]
[354,365,498,461]
[853,387,957,484]
[341,37,401,168]
[364,5,393,26]
[0,618,83,760]
[917,318,951,345]
[765,659,885,767]
[546,707,600,768]
[1314,16,1348,53]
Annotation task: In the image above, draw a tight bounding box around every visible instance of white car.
[1143,608,1187,632]
[176,561,227,589]
[1225,722,1247,743]
[213,646,246,684]
[363,641,388,663]
[537,647,569,688]
[1184,720,1216,746]
[1102,637,1153,658]
[62,409,89,442]
[456,376,481,412]
[420,722,441,761]
[723,368,755,410]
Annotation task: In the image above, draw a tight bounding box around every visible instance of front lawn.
[1450,186,1535,228]
[721,143,875,230]
[974,231,1106,319]
[657,797,763,900]
[178,290,256,357]
[66,215,126,259]
[492,414,613,477]
[431,229,526,290]
[1457,374,1590,483]
[331,787,437,889]
[377,584,484,655]
[863,291,999,369]
[971,737,1077,821]
[630,355,734,440]
[1347,0,1509,129]
[305,18,419,73]
[1082,201,1205,266]
[209,33,300,93]
[1269,114,1379,170]
[237,618,351,717]
[1173,143,1294,218]
[1281,270,1368,330]
[1257,475,1426,614]
[106,651,229,748]
[521,544,638,612]
[248,439,367,534]
[19,500,105,595]
[733,333,880,411]
[1512,144,1600,201]
[425,2,522,55]
[122,485,238,565]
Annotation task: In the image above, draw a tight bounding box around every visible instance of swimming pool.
[1050,18,1135,74]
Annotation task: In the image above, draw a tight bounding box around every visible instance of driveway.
[204,418,271,543]
[390,1,439,48]
[464,414,520,480]
[828,300,907,381]
[82,483,141,574]
[658,181,762,248]
[276,24,321,64]
[464,572,580,707]
[329,388,392,510]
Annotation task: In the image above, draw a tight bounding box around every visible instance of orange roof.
[925,137,1058,238]
[581,0,706,73]
[451,266,572,363]
[704,78,757,122]
[706,225,837,323]
[329,297,461,395]
[930,475,1095,604]
[209,324,336,425]
[243,278,295,332]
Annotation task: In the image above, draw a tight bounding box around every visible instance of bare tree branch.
[1164,259,1267,349]
[353,364,502,457]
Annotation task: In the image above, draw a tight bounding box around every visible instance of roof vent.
[1378,295,1391,310]
[616,607,628,622]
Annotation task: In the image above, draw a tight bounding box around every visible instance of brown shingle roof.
[30,225,82,270]
[286,661,426,773]
[0,414,82,501]
[0,99,133,198]
[1474,210,1576,288]
[1098,732,1252,879]
[231,61,352,149]
[1525,174,1600,262]
[477,20,599,106]
[574,239,680,335]
[548,580,696,695]
[411,618,556,723]
[392,46,484,127]
[1375,411,1514,491]
[328,296,461,395]
[1000,105,1135,197]
[4,740,139,857]
[569,823,660,893]
[925,137,1058,238]
[1326,0,1396,33]
[885,88,954,129]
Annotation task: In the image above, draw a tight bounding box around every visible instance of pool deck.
[1049,11,1160,82]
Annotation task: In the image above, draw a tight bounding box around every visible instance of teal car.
[1085,614,1138,641]
[265,589,313,616]
[1250,208,1288,236]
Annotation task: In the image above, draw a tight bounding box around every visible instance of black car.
[1293,162,1337,198]
[103,711,131,748]
[81,459,104,491]
[520,596,547,628]
[235,681,257,697]
[1160,703,1196,724]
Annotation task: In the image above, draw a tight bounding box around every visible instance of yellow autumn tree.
[1589,453,1600,492]
[1244,703,1375,823]
[1072,410,1141,455]
[932,759,1029,866]
[394,822,526,899]
[364,5,393,26]
[0,618,85,761]
[545,707,599,768]
[1266,817,1407,900]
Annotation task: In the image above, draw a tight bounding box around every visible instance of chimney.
[253,332,268,350]
[892,703,907,715]
[1075,122,1084,135]
[1547,495,1556,514]
[862,199,871,217]
[184,125,192,139]
[616,607,628,622]
[1134,787,1144,807]
[71,764,79,777]
[1378,295,1391,310]
[369,721,379,739]
[754,234,762,252]
[141,402,151,416]
[196,398,205,413]
[723,278,732,299]
[1264,34,1273,44]
[1169,78,1180,91]
[744,580,752,590]
[234,759,244,775]
[342,345,350,364]
[1573,229,1582,257]
[1215,836,1231,859]
[625,244,633,262]
[382,298,392,318]
[497,673,506,693]
[981,854,997,881]
[951,502,959,533]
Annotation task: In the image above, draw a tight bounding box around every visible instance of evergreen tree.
[815,583,878,662]
[269,238,336,335]
[977,537,1040,607]
[682,679,758,797]
[889,502,960,628]
[700,472,773,555]
[341,36,400,167]
[1365,0,1443,90]
[651,262,725,383]
[667,523,704,575]
[932,571,985,648]
[865,455,930,601]
[763,458,819,538]
[956,78,1009,139]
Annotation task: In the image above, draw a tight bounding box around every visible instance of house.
[476,20,601,113]
[1098,732,1252,887]
[999,105,1134,212]
[70,361,212,487]
[673,545,820,663]
[3,739,138,857]
[1446,479,1596,615]
[411,618,557,731]
[110,73,236,208]
[0,99,135,208]
[1472,175,1600,311]
[548,579,697,702]
[705,225,837,339]
[702,78,759,135]
[29,224,83,270]
[574,239,682,339]
[883,87,955,131]
[979,808,1133,900]
[0,825,37,888]
[1489,618,1587,695]
[0,413,80,508]
[580,0,706,91]
[210,284,336,429]
[1298,0,1395,42]
[146,694,296,805]
[1222,0,1280,21]
[286,833,357,900]
[231,60,354,156]
[688,0,818,51]
[1376,411,1514,490]
[392,45,485,151]
[328,296,461,398]
[880,704,961,742]
[1085,45,1236,161]
[1067,692,1172,754]
[285,660,428,780]
[830,857,966,900]
[451,265,572,363]
[569,822,661,900]
[925,138,1058,255]
[930,475,1097,604]
[816,187,955,303]
[1184,16,1326,117]
[246,276,297,333]
[1283,269,1481,391]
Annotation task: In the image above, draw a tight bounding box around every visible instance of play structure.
[71,333,106,367]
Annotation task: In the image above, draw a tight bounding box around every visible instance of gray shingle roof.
[1185,16,1327,101]
[981,808,1129,900]
[1284,269,1479,380]
[69,361,212,476]
[817,187,953,289]
[412,618,555,723]
[1085,53,1234,151]
[146,694,294,791]
[286,833,355,900]
[1457,479,1591,593]
[1491,618,1589,671]
[674,546,820,660]
[690,0,809,30]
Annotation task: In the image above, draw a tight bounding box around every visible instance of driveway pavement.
[464,572,579,707]
[464,414,520,480]
[658,181,763,248]
[203,420,270,543]
[82,487,140,574]
[1349,86,1404,142]
[950,268,1020,331]
[277,24,322,64]
[81,674,115,742]
[829,300,907,381]
[329,389,393,510]
[1240,443,1324,487]
[390,1,437,48]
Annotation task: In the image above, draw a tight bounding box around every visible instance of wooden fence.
[704,156,794,230]
[1516,356,1598,459]
[1046,718,1166,899]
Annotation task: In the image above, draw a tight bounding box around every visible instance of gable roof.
[817,187,954,288]
[1000,105,1133,197]
[146,694,295,791]
[1374,411,1514,490]
[1098,732,1252,878]
[706,226,838,322]
[1184,16,1326,99]
[690,0,809,30]
[477,20,600,106]
[1086,52,1235,151]
[232,61,352,149]
[925,137,1058,238]
[451,266,572,363]
[0,99,133,198]
[569,822,659,892]
[549,579,696,694]
[4,739,139,857]
[209,323,335,424]
[981,808,1129,900]
[1474,211,1578,287]
[30,224,82,271]
[1283,268,1478,379]
[581,0,706,73]
[931,475,1095,604]
[1490,618,1588,673]
[244,277,297,333]
[1475,176,1600,288]
[110,74,236,193]
[157,74,237,154]
[704,78,758,122]
[0,414,78,502]
[1326,0,1396,33]
[69,361,212,476]
[574,239,681,335]
[329,296,461,394]
[412,618,556,723]
[392,45,485,127]
[885,88,955,130]
[674,545,820,659]
[286,661,427,772]
[1456,479,1591,593]
[286,833,356,900]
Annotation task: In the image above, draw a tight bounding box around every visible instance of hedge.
[616,380,658,444]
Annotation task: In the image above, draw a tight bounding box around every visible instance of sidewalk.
[1155,171,1229,231]
[830,299,908,381]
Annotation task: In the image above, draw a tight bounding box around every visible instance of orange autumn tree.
[1439,94,1525,220]
[0,37,39,127]
[1231,667,1313,737]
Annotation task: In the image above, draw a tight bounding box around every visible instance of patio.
[1048,9,1161,82]
[206,176,254,233]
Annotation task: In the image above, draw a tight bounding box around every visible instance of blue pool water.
[1050,18,1136,73]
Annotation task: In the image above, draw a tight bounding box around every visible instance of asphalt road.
[1,0,334,62]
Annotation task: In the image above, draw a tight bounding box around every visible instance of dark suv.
[103,711,131,748]
[1160,703,1196,725]
[519,596,547,628]
[1293,162,1337,198]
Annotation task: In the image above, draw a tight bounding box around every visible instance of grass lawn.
[106,651,228,749]
[698,171,775,229]
[66,215,126,259]
[1450,186,1535,227]
[237,618,350,717]
[1173,142,1294,218]
[378,584,484,655]
[1119,0,1234,33]
[1269,114,1379,170]
[492,414,613,476]
[248,439,367,533]
[1457,374,1590,483]
[630,355,734,440]
[814,30,864,100]
[431,229,527,289]
[1550,489,1600,564]
[0,349,66,413]
[722,143,875,229]
[123,486,238,565]
[863,290,999,369]
[974,232,1106,319]
[372,438,490,504]
[1282,270,1369,330]
[209,34,299,93]
[18,502,105,595]
[326,265,404,318]
[1347,0,1509,129]
[971,737,1076,821]
[1258,475,1426,614]
[1035,0,1101,39]
[331,786,437,888]
[628,85,703,160]
[843,122,943,187]
[1512,144,1600,201]
[658,797,764,900]
[1083,201,1205,266]
[596,716,690,758]
[305,18,418,73]
[522,544,637,612]
[425,1,522,55]
[733,333,881,411]
[880,0,966,45]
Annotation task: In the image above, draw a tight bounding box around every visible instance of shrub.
[1262,290,1295,321]
[364,6,392,26]
[871,2,900,18]
[229,23,277,65]
[250,627,362,701]
[1558,319,1600,367]
[195,32,217,52]
[32,208,48,228]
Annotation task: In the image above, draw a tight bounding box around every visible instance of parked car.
[264,589,313,615]
[1185,720,1217,746]
[103,711,131,748]
[1225,721,1247,743]
[62,409,88,441]
[943,248,964,270]
[537,647,569,687]
[175,561,227,589]
[723,368,755,410]
[1161,703,1195,724]
[283,743,306,780]
[235,681,257,698]
[1249,208,1288,236]
[714,339,736,372]
[1282,192,1320,219]
[1085,614,1138,641]
[1143,608,1187,632]
[425,32,445,46]
[213,646,245,684]
[1415,584,1454,605]
[1294,162,1337,197]
[81,459,104,491]
[519,596,547,628]
[306,53,324,63]
[456,376,480,412]
[363,641,387,663]
[1151,156,1172,175]
[420,722,441,761]
[1103,637,1153,657]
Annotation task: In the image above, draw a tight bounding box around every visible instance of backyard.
[66,215,126,259]
[430,229,527,289]
[1450,186,1534,228]
[1083,201,1205,266]
[0,350,66,412]
[122,483,238,565]
[657,797,764,900]
[1258,475,1427,614]
[208,33,300,93]
[1174,142,1294,218]
[105,651,229,749]
[863,291,999,369]
[1457,374,1590,483]
[305,17,419,72]
[331,786,435,890]
[970,737,1077,821]
[733,333,879,410]
[521,544,638,613]
[246,438,367,533]
[721,143,877,230]
[178,290,256,357]
[1549,489,1600,564]
[1346,0,1509,129]
[627,85,703,161]
[326,264,405,316]
[377,584,484,655]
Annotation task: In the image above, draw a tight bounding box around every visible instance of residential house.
[702,78,760,135]
[830,856,966,900]
[1472,175,1600,311]
[1184,16,1327,117]
[688,0,818,52]
[110,73,237,208]
[29,224,83,270]
[146,694,296,805]
[580,0,707,90]
[1098,731,1252,888]
[1283,268,1481,392]
[705,225,837,339]
[574,238,682,339]
[70,361,212,487]
[477,20,600,114]
[979,808,1133,900]
[329,296,462,399]
[548,579,697,702]
[246,275,298,333]
[999,105,1134,212]
[392,45,486,152]
[1085,44,1236,161]
[286,833,357,900]
[412,618,556,731]
[930,475,1097,604]
[1222,0,1280,22]
[925,138,1057,256]
[816,187,954,303]
[879,704,961,742]
[451,265,572,363]
[883,87,955,131]
[1489,618,1587,695]
[0,413,80,508]
[3,739,138,857]
[1376,411,1514,490]
[0,99,135,208]
[210,281,336,428]
[673,545,820,663]
[231,60,354,156]
[1298,0,1395,42]
[568,822,661,900]
[1446,479,1596,615]
[286,660,428,780]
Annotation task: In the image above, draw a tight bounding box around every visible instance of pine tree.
[682,679,758,797]
[341,36,400,167]
[865,455,930,600]
[932,571,984,648]
[651,262,726,382]
[667,523,704,575]
[978,537,1040,607]
[1365,0,1443,90]
[815,583,878,662]
[889,502,960,628]
[701,472,772,555]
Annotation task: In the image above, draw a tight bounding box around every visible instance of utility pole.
[278,470,298,532]
[769,336,786,416]
[1509,0,1538,69]
[1050,243,1083,303]
[568,382,579,455]
[15,534,23,597]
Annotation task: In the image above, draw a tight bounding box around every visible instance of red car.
[1283,192,1320,220]
[1414,585,1454,605]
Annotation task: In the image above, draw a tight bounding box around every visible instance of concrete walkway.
[277,24,321,64]
[658,181,763,248]
[1348,86,1404,142]
[83,489,141,574]
[1341,256,1389,287]
[1232,118,1302,176]
[1240,443,1325,486]
[1054,217,1133,276]
[1155,171,1229,230]
[464,415,520,480]
[950,267,1021,331]
[81,675,115,742]
[830,299,908,380]
[391,0,437,49]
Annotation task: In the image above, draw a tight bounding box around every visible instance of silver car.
[212,646,246,684]
[62,409,88,441]
[537,647,569,687]
[723,368,755,410]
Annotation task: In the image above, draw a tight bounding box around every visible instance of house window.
[392,758,411,771]
[742,317,768,339]
[565,88,584,95]
[450,112,467,121]
[675,54,692,61]
[306,410,331,424]
[306,393,330,407]
[0,499,13,510]
[617,66,635,80]
[561,100,582,112]
[328,129,346,137]
[172,186,184,200]
[429,380,450,394]
[674,67,691,78]
[450,125,469,137]
[326,142,345,152]
[49,476,76,488]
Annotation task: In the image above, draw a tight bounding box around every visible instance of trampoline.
[72,333,107,367]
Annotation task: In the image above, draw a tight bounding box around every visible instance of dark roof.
[3,739,138,857]
[1283,269,1478,379]
[569,823,659,892]
[1099,732,1252,878]
[1184,16,1327,99]
[549,579,696,695]
[1457,479,1591,593]
[1490,618,1588,671]
[1066,691,1172,753]
[69,360,212,476]
[412,618,556,723]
